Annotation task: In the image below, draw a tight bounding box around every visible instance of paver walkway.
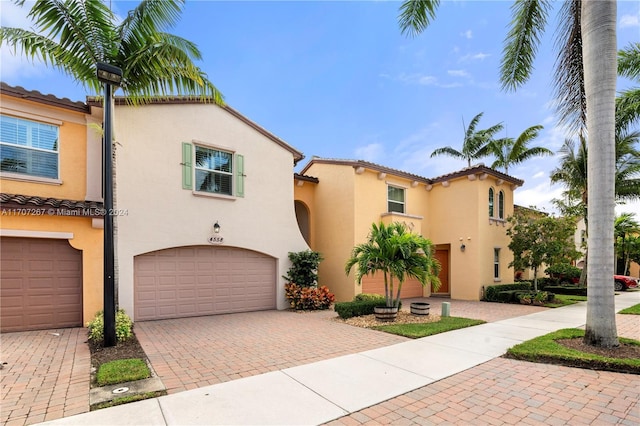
[326,357,640,425]
[0,328,89,426]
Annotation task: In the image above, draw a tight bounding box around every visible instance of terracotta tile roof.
[0,193,104,218]
[300,158,525,187]
[300,158,432,184]
[0,82,90,113]
[430,164,524,187]
[294,173,319,183]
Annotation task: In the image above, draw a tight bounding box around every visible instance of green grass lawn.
[505,328,640,374]
[544,294,588,308]
[618,303,640,315]
[372,316,485,338]
[96,358,150,386]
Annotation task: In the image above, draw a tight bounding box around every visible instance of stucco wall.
[304,163,356,302]
[112,103,309,317]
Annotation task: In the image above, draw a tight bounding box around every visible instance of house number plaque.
[208,235,224,245]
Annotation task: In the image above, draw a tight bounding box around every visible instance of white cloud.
[447,69,470,78]
[459,52,491,62]
[514,181,564,213]
[533,171,546,179]
[354,143,384,162]
[395,73,462,89]
[460,30,473,39]
[619,13,639,28]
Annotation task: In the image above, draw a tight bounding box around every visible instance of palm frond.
[500,0,552,91]
[552,0,585,134]
[398,0,441,37]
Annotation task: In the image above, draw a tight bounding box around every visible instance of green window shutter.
[182,142,193,190]
[236,154,245,197]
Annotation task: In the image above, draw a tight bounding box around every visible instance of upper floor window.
[388,185,405,213]
[195,146,233,195]
[488,188,494,217]
[0,115,59,179]
[498,190,505,219]
[182,142,244,197]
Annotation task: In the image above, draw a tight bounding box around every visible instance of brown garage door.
[362,274,425,298]
[1,237,83,332]
[134,246,276,321]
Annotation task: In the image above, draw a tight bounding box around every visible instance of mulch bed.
[88,333,149,386]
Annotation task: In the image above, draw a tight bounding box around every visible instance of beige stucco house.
[0,83,104,332]
[294,158,524,302]
[98,98,310,321]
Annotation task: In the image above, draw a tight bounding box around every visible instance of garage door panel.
[1,237,83,332]
[135,246,276,321]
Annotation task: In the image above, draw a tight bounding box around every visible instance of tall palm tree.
[399,0,619,347]
[430,112,503,168]
[0,0,223,104]
[345,222,440,309]
[488,125,552,174]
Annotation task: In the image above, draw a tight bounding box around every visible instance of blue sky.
[2,0,639,215]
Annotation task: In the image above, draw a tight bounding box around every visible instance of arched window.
[498,190,505,219]
[488,188,494,217]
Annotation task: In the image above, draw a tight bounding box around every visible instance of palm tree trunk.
[582,0,619,347]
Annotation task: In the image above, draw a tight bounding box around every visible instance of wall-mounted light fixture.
[460,244,466,252]
[214,221,221,233]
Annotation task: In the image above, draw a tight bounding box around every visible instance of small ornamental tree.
[345,222,441,309]
[507,211,581,291]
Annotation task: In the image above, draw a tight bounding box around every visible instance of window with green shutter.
[183,142,244,197]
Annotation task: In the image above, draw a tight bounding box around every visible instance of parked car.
[614,275,639,291]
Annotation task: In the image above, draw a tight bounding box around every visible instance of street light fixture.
[97,62,123,347]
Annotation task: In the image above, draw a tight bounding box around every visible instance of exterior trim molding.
[0,229,74,239]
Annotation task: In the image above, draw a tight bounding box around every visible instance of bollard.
[441,302,450,317]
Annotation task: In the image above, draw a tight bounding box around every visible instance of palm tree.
[617,42,640,131]
[399,0,619,347]
[430,112,503,168]
[488,125,552,174]
[0,0,223,104]
[345,222,440,309]
[614,213,640,275]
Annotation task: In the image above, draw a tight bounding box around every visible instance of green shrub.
[282,250,323,288]
[484,282,531,302]
[87,309,134,342]
[496,290,530,303]
[544,285,587,296]
[334,298,402,319]
[353,293,385,302]
[545,263,581,284]
[285,283,335,310]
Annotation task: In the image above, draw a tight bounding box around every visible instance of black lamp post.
[97,62,122,347]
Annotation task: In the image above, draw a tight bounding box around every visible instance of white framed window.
[488,188,494,217]
[182,142,244,197]
[0,115,59,179]
[388,185,405,213]
[494,248,500,280]
[498,190,505,219]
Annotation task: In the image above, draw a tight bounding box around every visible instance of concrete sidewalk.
[38,292,639,425]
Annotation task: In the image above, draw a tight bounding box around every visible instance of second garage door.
[134,246,276,321]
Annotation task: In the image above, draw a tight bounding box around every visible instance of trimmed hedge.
[544,286,587,296]
[334,299,402,319]
[484,282,532,302]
